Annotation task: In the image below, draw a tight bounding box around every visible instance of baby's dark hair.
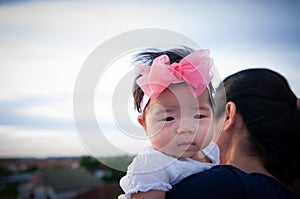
[214,68,300,185]
[132,46,215,114]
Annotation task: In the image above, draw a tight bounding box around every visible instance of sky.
[0,0,299,158]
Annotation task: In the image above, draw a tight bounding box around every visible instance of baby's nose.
[176,118,196,134]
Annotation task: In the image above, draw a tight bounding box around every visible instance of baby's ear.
[137,115,145,128]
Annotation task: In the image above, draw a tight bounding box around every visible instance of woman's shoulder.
[166,165,293,199]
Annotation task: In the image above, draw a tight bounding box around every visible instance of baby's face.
[144,83,213,159]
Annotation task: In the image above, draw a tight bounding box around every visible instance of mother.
[166,68,300,198]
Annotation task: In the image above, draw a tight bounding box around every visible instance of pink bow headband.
[136,49,214,112]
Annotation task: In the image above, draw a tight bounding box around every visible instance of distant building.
[0,158,79,172]
[0,172,32,184]
[18,167,101,199]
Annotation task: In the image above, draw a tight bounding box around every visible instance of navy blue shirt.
[166,165,293,199]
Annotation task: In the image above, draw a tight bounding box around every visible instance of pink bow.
[136,49,213,101]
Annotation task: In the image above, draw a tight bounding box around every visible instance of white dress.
[118,142,220,199]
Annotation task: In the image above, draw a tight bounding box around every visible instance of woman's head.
[132,47,215,159]
[214,68,300,185]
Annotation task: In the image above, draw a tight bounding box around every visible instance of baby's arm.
[131,190,165,199]
[119,147,174,199]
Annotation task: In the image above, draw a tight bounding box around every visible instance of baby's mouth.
[178,142,195,150]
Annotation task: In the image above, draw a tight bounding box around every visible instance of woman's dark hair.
[132,46,215,113]
[214,68,300,185]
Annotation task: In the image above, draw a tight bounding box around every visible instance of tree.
[79,156,101,171]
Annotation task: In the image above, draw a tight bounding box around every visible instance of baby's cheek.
[146,123,165,138]
[195,124,212,144]
[151,131,175,148]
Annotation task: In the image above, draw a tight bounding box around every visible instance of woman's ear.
[223,102,237,131]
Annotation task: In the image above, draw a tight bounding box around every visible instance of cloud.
[0,97,74,130]
[0,125,87,158]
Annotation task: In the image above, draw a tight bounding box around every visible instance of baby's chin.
[158,148,198,159]
[176,151,198,160]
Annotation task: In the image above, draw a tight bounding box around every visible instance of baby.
[118,47,220,199]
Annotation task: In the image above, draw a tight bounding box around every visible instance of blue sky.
[0,0,299,157]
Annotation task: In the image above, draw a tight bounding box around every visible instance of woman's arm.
[131,190,165,199]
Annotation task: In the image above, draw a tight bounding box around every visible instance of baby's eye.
[194,115,205,119]
[162,117,175,121]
